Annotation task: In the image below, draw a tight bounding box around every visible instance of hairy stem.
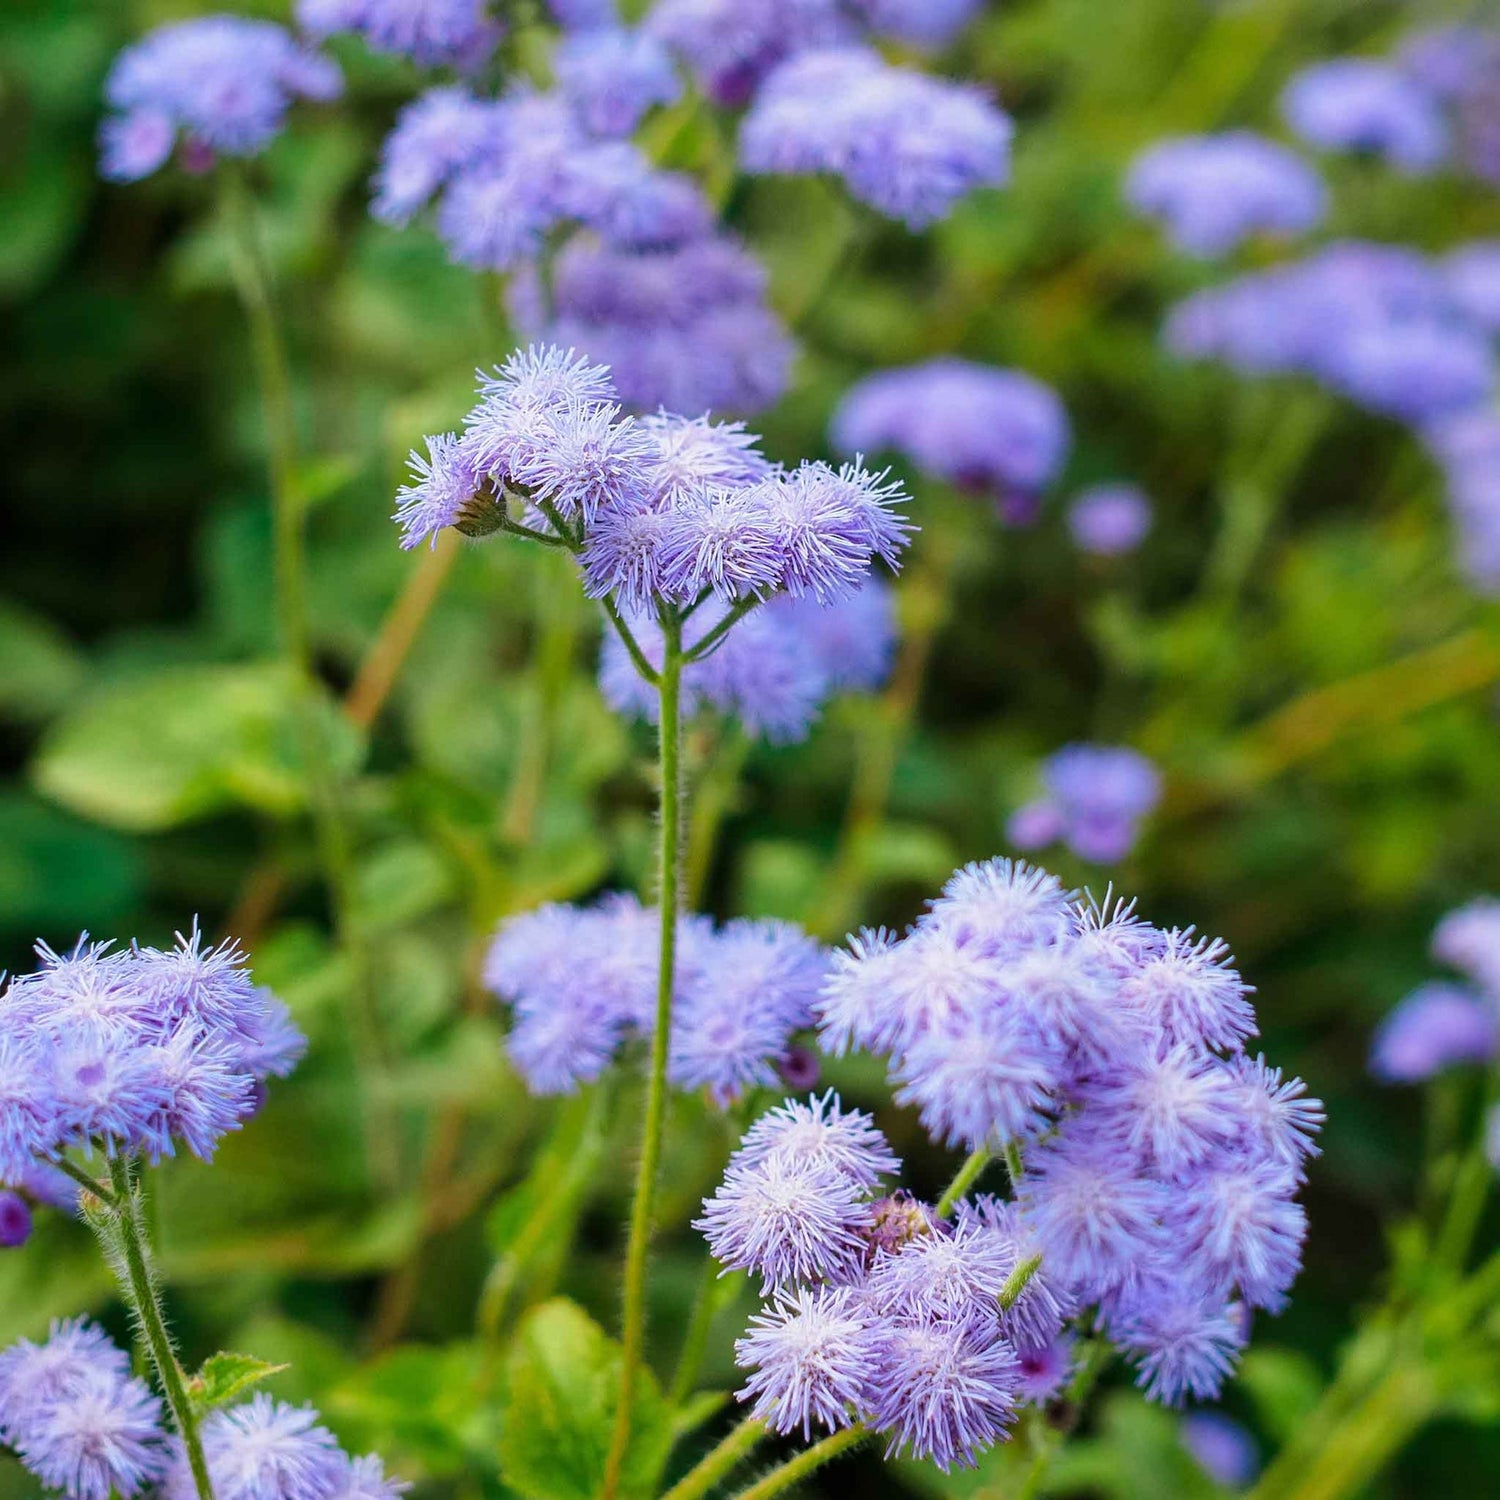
[936,1146,994,1217]
[729,1424,868,1500]
[601,594,660,685]
[54,1156,122,1210]
[104,1158,214,1500]
[661,1416,768,1500]
[682,595,761,662]
[601,613,685,1499]
[223,169,398,1193]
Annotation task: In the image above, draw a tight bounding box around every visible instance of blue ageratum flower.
[1443,241,1500,334]
[1370,981,1498,1082]
[735,1092,899,1189]
[1009,743,1162,865]
[297,0,501,69]
[172,1395,345,1500]
[1124,132,1326,258]
[100,17,341,182]
[832,359,1071,516]
[555,26,682,138]
[1281,57,1449,173]
[0,1319,132,1442]
[740,46,1012,228]
[1067,482,1152,556]
[1105,1279,1247,1407]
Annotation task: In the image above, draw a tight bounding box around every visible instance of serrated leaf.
[190,1352,287,1413]
[498,1299,672,1500]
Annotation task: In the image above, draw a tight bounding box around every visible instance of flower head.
[178,1395,345,1500]
[1282,59,1448,172]
[1067,484,1152,556]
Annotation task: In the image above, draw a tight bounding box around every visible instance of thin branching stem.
[728,1424,869,1500]
[936,1146,994,1217]
[661,1416,768,1500]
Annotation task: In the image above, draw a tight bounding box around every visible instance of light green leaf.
[498,1299,672,1500]
[189,1352,288,1414]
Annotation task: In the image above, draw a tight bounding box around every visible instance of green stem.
[54,1156,121,1210]
[728,1424,868,1500]
[601,614,686,1500]
[999,1254,1043,1312]
[601,594,660,685]
[222,169,398,1194]
[682,595,761,662]
[662,1416,768,1500]
[936,1147,993,1217]
[104,1158,214,1500]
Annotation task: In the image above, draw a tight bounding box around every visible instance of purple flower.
[853,0,980,50]
[735,1091,899,1189]
[0,1192,33,1248]
[694,1155,873,1291]
[1431,896,1500,998]
[817,927,903,1057]
[173,1395,345,1500]
[101,17,341,181]
[832,359,1071,503]
[393,435,484,551]
[1169,1161,1306,1311]
[1067,483,1152,555]
[1086,1044,1237,1179]
[14,1368,167,1500]
[371,89,504,225]
[1115,929,1256,1053]
[922,858,1074,953]
[1443,242,1500,334]
[865,1215,1017,1321]
[1125,132,1326,257]
[326,1453,410,1499]
[1181,1411,1260,1488]
[1108,1281,1246,1406]
[1015,1334,1074,1405]
[1014,743,1162,864]
[735,1285,872,1439]
[0,1320,133,1442]
[296,0,501,69]
[741,48,1012,228]
[1370,982,1498,1082]
[1326,318,1495,424]
[1282,59,1449,172]
[1221,1054,1324,1179]
[556,27,681,137]
[1427,411,1500,595]
[863,1314,1020,1471]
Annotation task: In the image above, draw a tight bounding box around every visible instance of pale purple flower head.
[371,89,505,225]
[1125,132,1326,257]
[1015,1334,1074,1405]
[1068,483,1153,555]
[1182,1411,1260,1489]
[735,1285,874,1439]
[296,0,501,68]
[1107,1280,1247,1405]
[100,17,341,181]
[556,27,681,137]
[1431,896,1500,998]
[1282,58,1449,172]
[1442,242,1500,334]
[854,0,981,50]
[1325,318,1495,424]
[174,1395,345,1500]
[1370,982,1498,1082]
[1012,744,1162,864]
[394,433,485,551]
[1115,929,1256,1052]
[1427,411,1500,595]
[741,48,1012,228]
[832,359,1070,505]
[0,1320,132,1442]
[0,1191,32,1248]
[735,1091,899,1189]
[326,1453,410,1499]
[13,1368,168,1500]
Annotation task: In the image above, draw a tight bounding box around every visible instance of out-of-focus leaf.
[0,599,86,721]
[1239,1346,1326,1446]
[736,839,826,922]
[31,663,364,831]
[498,1298,671,1500]
[0,793,142,934]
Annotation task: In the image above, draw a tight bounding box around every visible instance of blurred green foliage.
[1,0,1498,1496]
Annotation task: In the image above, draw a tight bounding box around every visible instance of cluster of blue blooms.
[1125,131,1326,259]
[0,1320,403,1500]
[738,47,1012,229]
[1067,482,1153,557]
[647,0,980,108]
[0,928,303,1217]
[394,345,910,738]
[99,16,342,182]
[832,358,1072,523]
[484,895,830,1104]
[298,0,503,69]
[1370,898,1500,1083]
[695,861,1319,1465]
[1008,745,1162,865]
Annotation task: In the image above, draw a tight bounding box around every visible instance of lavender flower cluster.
[1125,131,1326,259]
[0,1321,403,1500]
[395,345,909,738]
[739,47,1012,229]
[484,895,828,1104]
[1008,744,1162,864]
[0,928,302,1205]
[832,358,1072,522]
[99,16,342,182]
[1370,898,1500,1082]
[298,0,503,70]
[648,0,981,109]
[695,860,1319,1465]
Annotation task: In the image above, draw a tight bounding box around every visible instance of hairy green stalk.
[661,1416,768,1500]
[601,611,685,1500]
[730,1424,870,1500]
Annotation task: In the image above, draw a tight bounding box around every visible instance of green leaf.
[31,663,364,831]
[1238,1346,1325,1446]
[189,1352,288,1414]
[0,599,87,722]
[498,1299,672,1500]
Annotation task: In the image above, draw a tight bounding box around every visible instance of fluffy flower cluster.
[1124,131,1326,258]
[647,0,981,108]
[1067,483,1152,556]
[739,48,1012,228]
[297,0,501,68]
[1370,898,1500,1082]
[508,232,794,415]
[1008,745,1162,865]
[808,861,1320,1412]
[1281,58,1449,174]
[484,895,829,1103]
[600,579,894,743]
[0,928,302,1180]
[99,17,342,182]
[832,358,1071,520]
[0,1320,408,1500]
[1426,408,1500,595]
[1398,25,1500,187]
[1164,240,1499,590]
[395,346,909,733]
